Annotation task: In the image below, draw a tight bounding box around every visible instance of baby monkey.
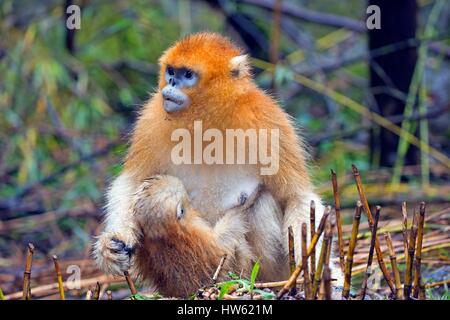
[104,175,258,297]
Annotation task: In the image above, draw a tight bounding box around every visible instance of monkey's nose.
[169,78,178,87]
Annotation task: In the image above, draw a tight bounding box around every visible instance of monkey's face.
[161,65,198,113]
[158,33,250,115]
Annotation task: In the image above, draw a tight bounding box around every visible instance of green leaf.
[249,260,260,296]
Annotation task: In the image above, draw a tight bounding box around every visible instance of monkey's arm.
[93,173,140,275]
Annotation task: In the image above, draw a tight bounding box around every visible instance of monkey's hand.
[230,183,262,212]
[93,232,135,276]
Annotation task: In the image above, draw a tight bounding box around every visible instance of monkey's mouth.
[163,96,189,113]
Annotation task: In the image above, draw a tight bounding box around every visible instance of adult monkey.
[94,32,340,294]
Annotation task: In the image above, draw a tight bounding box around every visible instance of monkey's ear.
[230,55,250,78]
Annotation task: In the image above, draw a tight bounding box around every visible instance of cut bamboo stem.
[212,254,227,284]
[93,282,101,300]
[277,207,330,299]
[313,220,332,298]
[322,266,332,300]
[310,200,316,280]
[401,202,409,258]
[331,169,345,272]
[360,206,381,300]
[106,290,112,300]
[342,201,363,299]
[288,226,296,275]
[52,255,65,300]
[413,202,426,298]
[287,225,297,296]
[124,271,138,296]
[385,232,403,300]
[404,209,419,299]
[22,243,34,300]
[351,164,395,294]
[301,223,312,299]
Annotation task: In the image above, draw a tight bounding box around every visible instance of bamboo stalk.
[301,223,312,299]
[212,254,227,284]
[288,226,296,275]
[287,225,297,296]
[124,271,138,296]
[342,202,363,299]
[401,202,409,258]
[351,164,395,294]
[322,266,332,300]
[385,232,403,300]
[93,282,101,300]
[22,243,34,300]
[419,283,426,300]
[360,206,381,300]
[52,255,65,300]
[310,200,316,279]
[313,221,332,298]
[413,202,426,298]
[0,287,4,300]
[277,207,330,299]
[331,169,345,272]
[404,209,419,299]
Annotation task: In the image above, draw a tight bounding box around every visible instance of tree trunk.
[368,0,418,168]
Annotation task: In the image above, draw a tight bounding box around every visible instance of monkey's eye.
[184,70,193,79]
[176,202,185,220]
[167,66,175,76]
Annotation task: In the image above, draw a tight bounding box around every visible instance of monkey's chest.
[166,164,261,221]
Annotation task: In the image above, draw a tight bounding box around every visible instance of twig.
[404,209,419,299]
[124,271,138,296]
[342,202,362,299]
[301,223,312,299]
[254,279,304,289]
[287,226,297,296]
[360,206,381,300]
[240,0,365,32]
[401,202,409,258]
[23,243,34,300]
[4,275,123,300]
[52,255,65,300]
[331,169,345,273]
[277,206,330,299]
[310,200,316,279]
[413,202,426,298]
[351,164,395,294]
[385,232,403,300]
[425,279,450,289]
[212,254,228,284]
[313,220,332,298]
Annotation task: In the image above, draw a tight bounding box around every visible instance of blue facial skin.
[162,66,198,113]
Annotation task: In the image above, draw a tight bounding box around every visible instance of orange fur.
[94,32,342,298]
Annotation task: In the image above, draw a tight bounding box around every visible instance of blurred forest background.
[0,0,449,299]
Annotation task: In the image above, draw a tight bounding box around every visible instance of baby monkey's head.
[132,175,193,238]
